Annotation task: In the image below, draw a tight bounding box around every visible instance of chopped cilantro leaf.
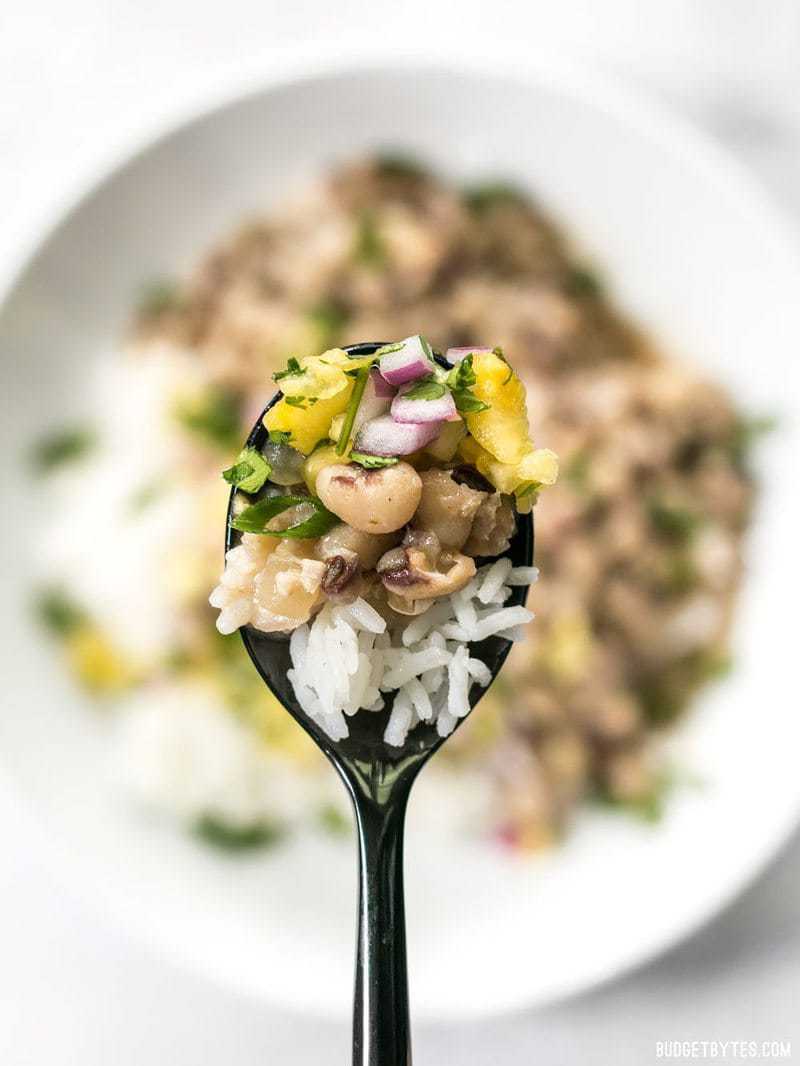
[174,387,242,451]
[463,182,526,214]
[647,500,701,543]
[128,480,165,515]
[138,278,182,318]
[565,267,602,298]
[231,494,339,538]
[493,346,514,384]
[350,452,399,469]
[222,448,271,492]
[375,341,403,356]
[273,357,306,382]
[194,815,283,852]
[452,392,490,414]
[402,376,446,402]
[307,300,349,342]
[317,803,351,835]
[564,450,590,492]
[34,587,87,637]
[30,425,97,474]
[446,354,490,413]
[354,210,385,266]
[728,414,778,467]
[375,153,427,180]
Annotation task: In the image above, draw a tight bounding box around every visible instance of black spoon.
[225,342,534,1066]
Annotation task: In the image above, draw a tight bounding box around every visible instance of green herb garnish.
[231,494,339,538]
[284,396,308,409]
[354,209,385,266]
[446,355,490,414]
[138,278,182,318]
[222,448,271,493]
[175,387,241,451]
[493,346,514,384]
[307,300,349,342]
[565,267,602,298]
[317,803,351,835]
[592,779,669,824]
[268,430,292,445]
[34,587,87,637]
[194,815,283,852]
[273,357,306,383]
[647,500,701,543]
[446,356,477,391]
[402,376,446,402]
[453,392,490,414]
[728,414,778,467]
[463,182,526,214]
[30,425,97,474]
[375,153,427,181]
[375,341,403,356]
[564,450,590,492]
[660,553,697,597]
[350,452,399,469]
[515,481,541,500]
[336,365,370,456]
[128,480,165,515]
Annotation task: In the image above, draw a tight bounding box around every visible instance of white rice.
[477,557,513,604]
[280,563,536,747]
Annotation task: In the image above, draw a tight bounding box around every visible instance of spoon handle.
[351,791,412,1066]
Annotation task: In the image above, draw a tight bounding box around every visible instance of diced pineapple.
[328,412,345,443]
[278,353,348,401]
[66,627,136,694]
[465,351,531,464]
[303,444,348,494]
[459,436,521,493]
[264,384,353,455]
[517,448,559,486]
[319,348,376,372]
[424,418,467,462]
[459,437,559,495]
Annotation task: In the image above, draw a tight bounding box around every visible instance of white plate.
[1,48,799,1020]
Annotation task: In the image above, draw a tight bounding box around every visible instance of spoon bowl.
[225,342,534,1064]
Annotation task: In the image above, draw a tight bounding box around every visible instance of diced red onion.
[351,366,394,433]
[369,365,396,399]
[445,346,494,365]
[379,336,435,385]
[391,385,459,424]
[355,414,442,456]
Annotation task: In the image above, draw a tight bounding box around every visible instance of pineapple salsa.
[211,337,555,746]
[213,337,557,641]
[259,339,557,506]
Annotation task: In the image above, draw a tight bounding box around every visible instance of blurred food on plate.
[33,156,759,852]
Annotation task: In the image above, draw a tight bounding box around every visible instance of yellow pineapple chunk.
[517,448,559,486]
[459,436,520,493]
[319,348,376,372]
[264,385,353,455]
[277,349,350,401]
[66,627,136,694]
[459,437,559,495]
[303,444,348,494]
[465,351,531,464]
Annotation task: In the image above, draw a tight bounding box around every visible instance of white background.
[2,2,800,1062]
